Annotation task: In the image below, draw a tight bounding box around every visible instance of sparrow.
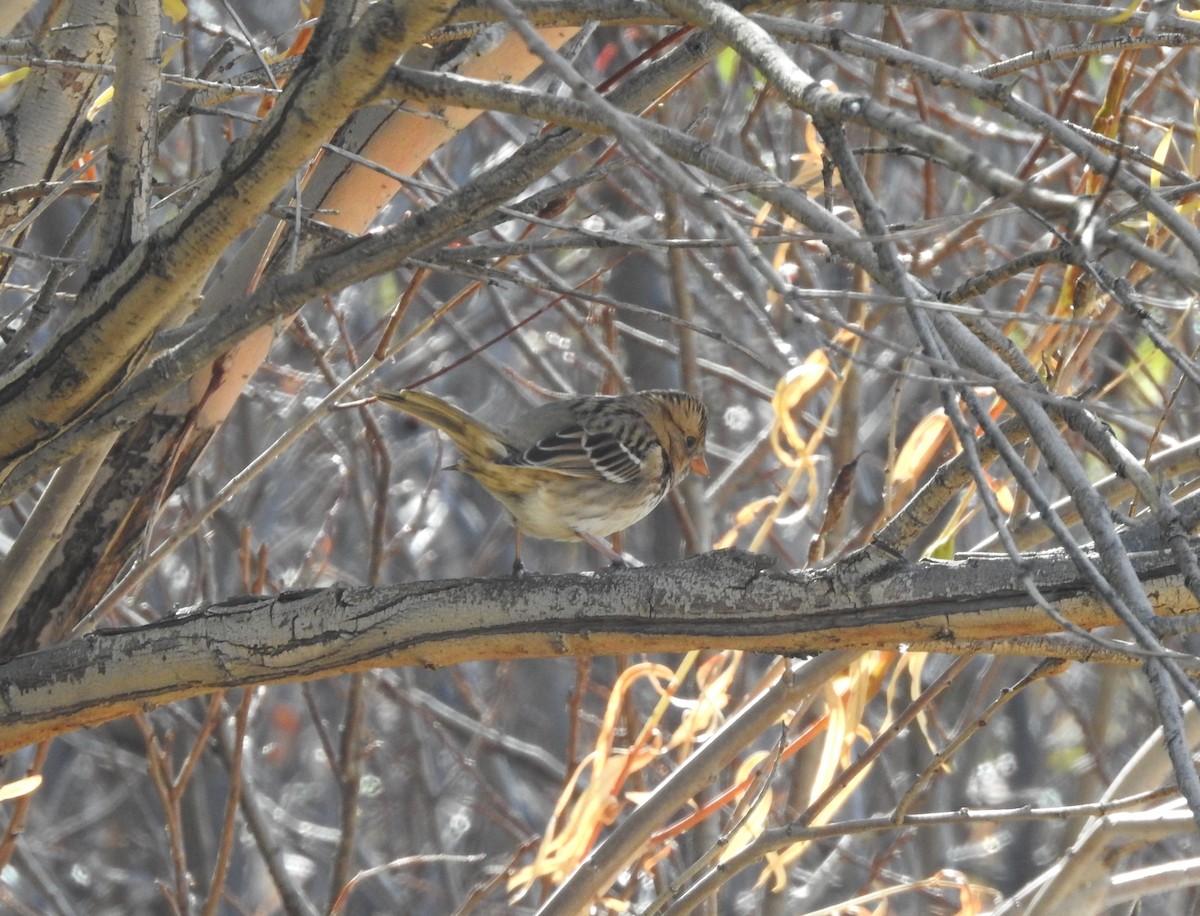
[376,388,709,572]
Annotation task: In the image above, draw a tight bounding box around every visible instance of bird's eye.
[685,435,697,449]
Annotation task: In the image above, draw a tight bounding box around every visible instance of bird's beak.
[690,454,710,476]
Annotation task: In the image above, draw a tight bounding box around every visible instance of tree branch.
[0,0,456,476]
[0,547,1194,754]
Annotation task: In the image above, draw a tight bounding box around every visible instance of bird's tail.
[375,389,507,461]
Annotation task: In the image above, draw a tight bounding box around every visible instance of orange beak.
[690,454,710,476]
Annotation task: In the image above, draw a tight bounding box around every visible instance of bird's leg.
[511,530,526,578]
[576,531,642,568]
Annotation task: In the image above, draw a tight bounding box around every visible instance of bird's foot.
[576,531,643,569]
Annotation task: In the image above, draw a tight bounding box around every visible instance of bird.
[376,388,709,573]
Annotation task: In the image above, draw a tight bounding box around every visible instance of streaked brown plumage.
[376,388,709,569]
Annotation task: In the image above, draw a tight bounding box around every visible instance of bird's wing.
[509,423,647,483]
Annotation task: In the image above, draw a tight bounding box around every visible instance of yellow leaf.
[0,67,29,91]
[1103,0,1142,22]
[0,774,41,802]
[1148,125,1173,234]
[85,85,114,121]
[720,751,773,865]
[163,0,188,23]
[162,39,183,68]
[714,497,774,548]
[771,351,833,459]
[988,474,1015,514]
[790,118,830,195]
[1151,126,1173,190]
[1178,3,1200,20]
[892,409,953,503]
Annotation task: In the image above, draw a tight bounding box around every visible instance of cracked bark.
[0,546,1193,755]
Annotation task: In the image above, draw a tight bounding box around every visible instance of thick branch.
[0,547,1193,754]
